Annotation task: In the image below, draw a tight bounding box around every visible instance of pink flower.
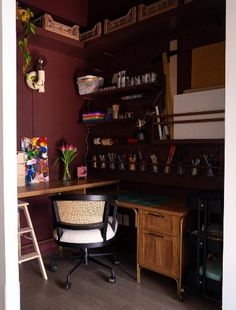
[68,144,73,151]
[73,146,77,152]
[60,145,66,152]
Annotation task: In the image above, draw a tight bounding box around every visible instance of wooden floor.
[20,247,220,310]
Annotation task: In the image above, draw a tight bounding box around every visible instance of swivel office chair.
[49,194,119,290]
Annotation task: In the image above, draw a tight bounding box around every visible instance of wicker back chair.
[50,194,119,290]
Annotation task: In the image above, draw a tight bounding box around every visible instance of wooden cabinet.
[137,207,187,300]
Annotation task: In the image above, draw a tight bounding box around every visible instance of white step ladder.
[18,200,48,280]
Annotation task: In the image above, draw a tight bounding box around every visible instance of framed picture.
[21,137,49,184]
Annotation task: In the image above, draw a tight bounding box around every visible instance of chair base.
[49,248,119,290]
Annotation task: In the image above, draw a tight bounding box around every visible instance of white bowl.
[77,75,104,95]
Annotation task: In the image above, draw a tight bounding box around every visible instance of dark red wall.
[17,46,88,180]
[17,27,88,253]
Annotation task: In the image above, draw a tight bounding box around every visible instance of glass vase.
[63,164,71,181]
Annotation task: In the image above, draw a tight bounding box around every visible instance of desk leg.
[176,217,185,301]
[131,208,141,283]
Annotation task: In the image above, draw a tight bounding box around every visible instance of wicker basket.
[138,0,178,21]
[80,22,102,42]
[104,7,137,35]
[34,13,80,41]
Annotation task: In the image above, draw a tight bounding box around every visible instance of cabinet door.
[139,230,180,278]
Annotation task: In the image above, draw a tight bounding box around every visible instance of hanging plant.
[18,8,36,77]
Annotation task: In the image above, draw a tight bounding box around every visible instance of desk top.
[118,193,188,216]
[17,178,119,199]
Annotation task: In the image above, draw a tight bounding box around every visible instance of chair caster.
[114,259,120,265]
[64,281,72,290]
[108,276,116,284]
[49,261,58,272]
[178,289,185,302]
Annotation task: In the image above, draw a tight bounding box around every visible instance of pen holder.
[152,165,159,173]
[92,161,97,169]
[207,166,214,177]
[191,167,198,176]
[177,164,185,175]
[109,161,116,170]
[140,162,146,172]
[164,165,171,174]
[129,163,136,171]
[118,162,125,170]
[100,161,106,169]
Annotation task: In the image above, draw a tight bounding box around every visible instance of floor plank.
[20,247,220,310]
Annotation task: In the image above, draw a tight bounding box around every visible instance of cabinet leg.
[175,278,185,302]
[137,264,141,283]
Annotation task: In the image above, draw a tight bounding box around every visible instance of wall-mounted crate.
[104,7,137,35]
[34,13,80,41]
[80,22,102,42]
[138,0,178,21]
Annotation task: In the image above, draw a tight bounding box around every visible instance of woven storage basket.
[80,22,102,42]
[104,7,137,34]
[138,0,178,21]
[35,13,80,40]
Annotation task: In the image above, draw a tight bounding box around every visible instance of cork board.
[191,42,225,89]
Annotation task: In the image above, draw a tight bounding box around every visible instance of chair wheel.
[49,262,58,272]
[178,289,185,302]
[114,260,120,265]
[108,276,116,284]
[64,281,71,290]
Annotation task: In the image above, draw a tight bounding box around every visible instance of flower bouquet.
[59,144,78,181]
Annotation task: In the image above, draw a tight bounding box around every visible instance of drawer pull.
[148,212,164,218]
[147,232,164,238]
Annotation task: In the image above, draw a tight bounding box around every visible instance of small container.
[152,165,159,173]
[109,162,116,170]
[119,162,125,170]
[100,162,106,169]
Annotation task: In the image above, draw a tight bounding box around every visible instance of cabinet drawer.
[139,210,180,236]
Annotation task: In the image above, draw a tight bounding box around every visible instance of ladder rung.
[18,227,32,234]
[19,252,40,263]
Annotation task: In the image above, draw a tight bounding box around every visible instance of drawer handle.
[148,212,164,218]
[147,232,164,238]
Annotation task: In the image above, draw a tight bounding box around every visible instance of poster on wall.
[21,137,49,184]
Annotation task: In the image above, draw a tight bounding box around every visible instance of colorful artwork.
[21,137,49,184]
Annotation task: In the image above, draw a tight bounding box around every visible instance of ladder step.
[19,252,40,264]
[18,227,32,234]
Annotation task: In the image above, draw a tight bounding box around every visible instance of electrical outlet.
[123,214,129,226]
[117,213,123,225]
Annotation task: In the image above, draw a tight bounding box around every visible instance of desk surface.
[17,178,119,198]
[118,193,188,216]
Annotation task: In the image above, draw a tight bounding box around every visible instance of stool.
[18,200,48,280]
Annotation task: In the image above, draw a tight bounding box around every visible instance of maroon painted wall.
[20,0,88,26]
[17,34,88,254]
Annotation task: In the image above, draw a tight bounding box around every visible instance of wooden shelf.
[83,118,135,126]
[82,82,162,100]
[85,0,225,59]
[16,20,85,58]
[88,169,224,190]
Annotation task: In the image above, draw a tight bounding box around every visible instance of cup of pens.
[99,154,106,169]
[128,154,136,171]
[150,154,158,173]
[108,152,116,170]
[118,154,125,170]
[191,158,200,176]
[138,151,146,172]
[164,145,176,174]
[203,153,215,177]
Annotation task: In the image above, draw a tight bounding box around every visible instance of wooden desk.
[17,178,120,198]
[118,197,188,301]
